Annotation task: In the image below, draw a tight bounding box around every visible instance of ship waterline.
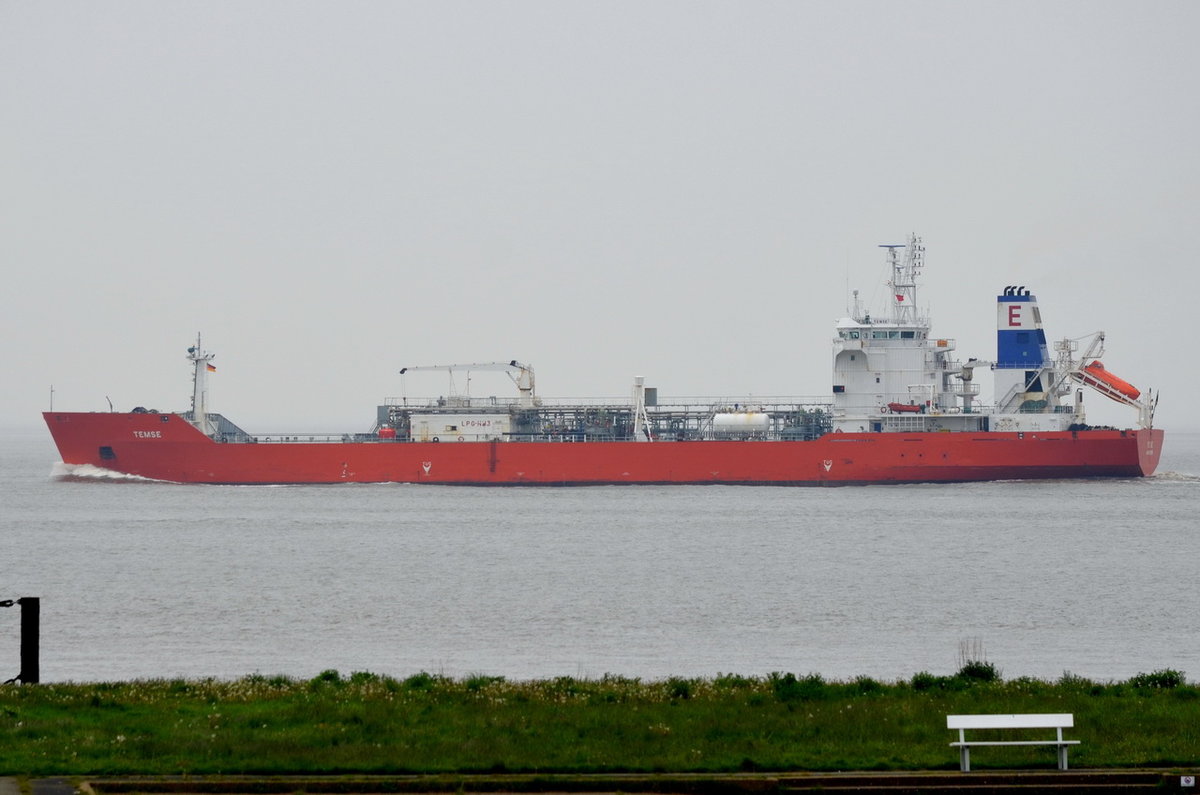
[44,410,1162,485]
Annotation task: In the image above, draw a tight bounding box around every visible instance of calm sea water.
[2,427,1198,684]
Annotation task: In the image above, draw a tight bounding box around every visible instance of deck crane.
[399,361,539,408]
[1052,332,1156,428]
[953,358,993,414]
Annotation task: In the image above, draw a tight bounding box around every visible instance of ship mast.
[186,334,216,433]
[883,233,924,325]
[633,376,653,442]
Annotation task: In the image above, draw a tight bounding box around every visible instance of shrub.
[1056,671,1096,691]
[1128,669,1186,689]
[911,671,954,691]
[594,673,640,703]
[771,672,827,702]
[464,674,506,692]
[309,669,342,687]
[665,676,693,700]
[956,660,1001,684]
[851,676,884,696]
[402,671,439,691]
[714,673,755,691]
[545,676,585,699]
[1006,676,1051,695]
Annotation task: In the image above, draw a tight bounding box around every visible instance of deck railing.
[382,394,833,410]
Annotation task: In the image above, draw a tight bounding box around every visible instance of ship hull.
[44,412,1164,486]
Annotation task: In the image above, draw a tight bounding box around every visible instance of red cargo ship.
[44,237,1163,485]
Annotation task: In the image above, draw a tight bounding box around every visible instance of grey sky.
[3,1,1196,434]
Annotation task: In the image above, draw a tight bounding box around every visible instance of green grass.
[2,668,1198,775]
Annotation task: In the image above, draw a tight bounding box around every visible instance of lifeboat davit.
[1080,361,1140,401]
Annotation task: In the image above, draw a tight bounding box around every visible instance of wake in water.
[50,461,166,483]
[48,462,412,486]
[1151,470,1200,483]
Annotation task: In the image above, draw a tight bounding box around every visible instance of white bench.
[947,713,1079,772]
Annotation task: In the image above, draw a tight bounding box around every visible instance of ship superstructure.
[830,235,1156,435]
[43,236,1162,485]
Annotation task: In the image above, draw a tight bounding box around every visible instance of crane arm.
[399,361,538,406]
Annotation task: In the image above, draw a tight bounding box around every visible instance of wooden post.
[18,597,39,684]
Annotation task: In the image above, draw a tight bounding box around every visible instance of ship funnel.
[994,288,1051,411]
[996,286,1049,368]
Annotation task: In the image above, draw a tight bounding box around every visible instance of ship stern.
[1137,427,1165,476]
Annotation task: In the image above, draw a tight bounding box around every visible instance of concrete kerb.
[40,770,1200,795]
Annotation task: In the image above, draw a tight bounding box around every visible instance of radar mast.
[882,233,924,325]
[186,334,216,433]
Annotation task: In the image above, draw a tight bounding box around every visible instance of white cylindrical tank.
[712,412,770,437]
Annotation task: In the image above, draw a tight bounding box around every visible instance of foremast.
[186,334,216,434]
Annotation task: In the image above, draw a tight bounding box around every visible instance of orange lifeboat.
[1080,361,1140,401]
[886,402,923,414]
